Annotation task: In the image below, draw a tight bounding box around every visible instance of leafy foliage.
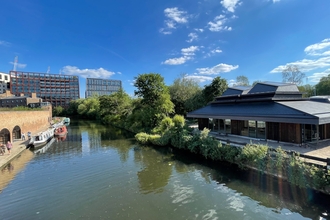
[203,76,228,104]
[169,74,202,115]
[315,74,330,95]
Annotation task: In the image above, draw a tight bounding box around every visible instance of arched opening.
[13,126,22,141]
[0,128,10,144]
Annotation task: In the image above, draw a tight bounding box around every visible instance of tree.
[315,74,330,95]
[235,75,250,86]
[133,73,174,131]
[282,65,305,85]
[169,74,202,116]
[298,84,315,97]
[53,106,63,116]
[99,89,133,125]
[203,76,228,104]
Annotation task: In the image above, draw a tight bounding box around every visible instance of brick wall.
[0,107,52,143]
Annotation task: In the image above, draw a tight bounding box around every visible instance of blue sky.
[1,0,330,98]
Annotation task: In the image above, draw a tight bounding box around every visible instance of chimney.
[31,93,36,98]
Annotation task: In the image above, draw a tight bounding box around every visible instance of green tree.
[315,74,330,95]
[282,65,305,85]
[76,96,100,119]
[298,84,315,97]
[169,74,202,115]
[53,106,63,116]
[235,75,250,86]
[133,73,174,131]
[99,89,133,125]
[203,76,228,104]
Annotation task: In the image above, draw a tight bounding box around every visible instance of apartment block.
[10,71,80,107]
[85,78,121,98]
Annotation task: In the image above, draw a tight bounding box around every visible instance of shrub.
[135,132,150,144]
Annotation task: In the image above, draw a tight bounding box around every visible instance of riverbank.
[0,124,51,169]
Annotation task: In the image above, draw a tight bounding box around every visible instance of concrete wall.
[0,106,52,143]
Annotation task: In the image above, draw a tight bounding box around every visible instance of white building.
[0,72,10,94]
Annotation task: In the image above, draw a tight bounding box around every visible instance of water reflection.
[0,120,329,220]
[0,150,34,192]
[134,147,174,194]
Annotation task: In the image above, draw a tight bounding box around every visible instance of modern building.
[187,82,330,144]
[0,72,10,94]
[9,71,80,107]
[85,78,122,98]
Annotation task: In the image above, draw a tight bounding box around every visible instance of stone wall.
[0,106,52,143]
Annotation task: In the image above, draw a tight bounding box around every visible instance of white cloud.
[270,56,330,73]
[162,56,191,65]
[160,7,189,34]
[184,75,213,83]
[61,66,115,78]
[194,28,204,32]
[208,15,232,32]
[187,33,198,43]
[220,0,241,13]
[181,46,199,56]
[196,63,238,75]
[304,38,330,56]
[307,70,330,83]
[117,71,122,75]
[164,7,188,24]
[9,62,26,69]
[162,46,199,65]
[0,40,11,46]
[273,0,281,3]
[187,75,214,82]
[204,48,223,58]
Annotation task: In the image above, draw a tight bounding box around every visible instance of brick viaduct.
[0,107,52,144]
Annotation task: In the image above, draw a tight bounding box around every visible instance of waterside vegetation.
[135,115,330,193]
[52,72,330,193]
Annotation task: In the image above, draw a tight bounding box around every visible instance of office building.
[85,78,121,98]
[10,71,80,107]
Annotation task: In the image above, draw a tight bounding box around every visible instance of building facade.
[187,82,330,145]
[0,72,10,94]
[10,71,79,107]
[0,92,43,108]
[85,78,121,98]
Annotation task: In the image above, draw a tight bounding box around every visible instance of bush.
[135,132,150,144]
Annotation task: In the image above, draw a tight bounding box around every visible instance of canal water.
[0,120,329,220]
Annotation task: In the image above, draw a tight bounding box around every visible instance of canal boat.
[54,125,68,137]
[63,117,70,125]
[34,137,56,154]
[28,128,54,148]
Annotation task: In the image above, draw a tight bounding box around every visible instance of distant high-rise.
[0,72,10,94]
[85,78,122,98]
[10,71,80,107]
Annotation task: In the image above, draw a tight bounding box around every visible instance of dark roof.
[247,82,299,94]
[222,86,251,96]
[187,81,330,124]
[187,100,330,124]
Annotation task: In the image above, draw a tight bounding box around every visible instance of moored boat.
[54,125,68,136]
[63,117,70,125]
[28,128,54,148]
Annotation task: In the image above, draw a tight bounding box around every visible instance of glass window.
[256,121,266,139]
[248,120,256,137]
[225,119,231,134]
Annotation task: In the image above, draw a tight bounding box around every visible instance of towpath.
[0,124,51,169]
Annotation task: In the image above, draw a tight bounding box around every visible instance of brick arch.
[12,125,22,140]
[0,128,11,144]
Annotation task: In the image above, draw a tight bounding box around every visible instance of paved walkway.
[0,124,51,169]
